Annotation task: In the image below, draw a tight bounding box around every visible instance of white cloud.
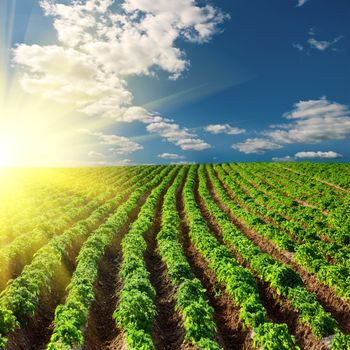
[14,0,226,151]
[296,0,309,7]
[264,97,350,144]
[146,121,210,150]
[308,36,342,51]
[204,123,245,135]
[171,160,195,165]
[88,150,105,158]
[80,128,143,154]
[295,151,343,159]
[114,158,132,165]
[294,28,342,54]
[272,156,295,162]
[232,138,282,154]
[158,153,184,160]
[293,43,304,51]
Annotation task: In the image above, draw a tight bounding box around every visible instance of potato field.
[0,163,349,350]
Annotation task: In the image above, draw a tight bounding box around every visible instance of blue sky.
[1,0,350,165]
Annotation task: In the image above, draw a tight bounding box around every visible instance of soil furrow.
[234,164,328,214]
[83,190,159,350]
[208,166,350,334]
[228,164,309,230]
[5,189,151,350]
[81,249,121,350]
[201,168,331,349]
[144,175,185,350]
[279,166,350,195]
[5,256,75,350]
[177,171,252,350]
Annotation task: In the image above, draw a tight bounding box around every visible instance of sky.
[0,0,349,166]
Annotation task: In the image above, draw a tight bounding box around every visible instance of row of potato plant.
[112,166,178,349]
[282,163,350,191]
[213,164,350,300]
[0,166,162,349]
[228,163,350,268]
[0,167,137,290]
[249,163,350,234]
[205,165,350,349]
[157,166,221,349]
[183,165,297,350]
[0,167,115,241]
[47,166,171,350]
[223,163,350,278]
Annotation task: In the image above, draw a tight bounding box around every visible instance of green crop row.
[0,166,162,349]
[184,165,297,350]
[205,165,350,349]
[157,166,221,349]
[0,167,121,243]
[228,163,350,268]
[281,163,350,191]
[47,166,171,350]
[0,166,137,286]
[213,164,350,300]
[249,163,350,233]
[112,166,178,350]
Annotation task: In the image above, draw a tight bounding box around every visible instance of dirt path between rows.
[177,171,253,350]
[144,173,185,350]
[206,166,350,335]
[84,187,170,350]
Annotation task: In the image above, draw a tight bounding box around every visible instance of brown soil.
[279,166,350,195]
[234,163,329,215]
[257,280,327,350]
[316,180,350,194]
[81,248,121,350]
[206,166,350,335]
[200,168,339,349]
[177,172,253,350]
[83,187,167,350]
[5,257,75,350]
[228,164,309,230]
[5,185,158,350]
[144,173,186,350]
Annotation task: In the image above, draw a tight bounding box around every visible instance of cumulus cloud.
[204,123,245,135]
[264,97,350,144]
[296,0,309,7]
[231,97,350,156]
[232,138,282,154]
[295,151,343,159]
[88,150,106,158]
[147,121,211,150]
[80,128,143,154]
[272,156,295,162]
[158,153,185,160]
[308,36,342,51]
[14,0,227,151]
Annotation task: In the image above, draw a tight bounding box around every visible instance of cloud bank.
[13,0,228,153]
[295,151,343,159]
[204,123,245,135]
[233,97,350,155]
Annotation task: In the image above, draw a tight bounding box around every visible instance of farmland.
[0,163,349,350]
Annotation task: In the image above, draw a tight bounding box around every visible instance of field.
[0,163,349,350]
